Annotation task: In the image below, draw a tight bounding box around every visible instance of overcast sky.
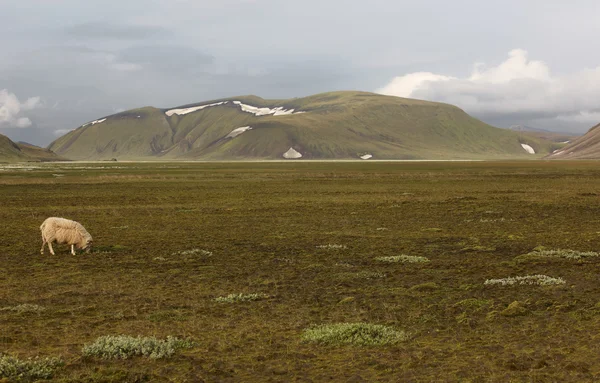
[2,0,600,145]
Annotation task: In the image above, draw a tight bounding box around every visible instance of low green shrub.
[316,244,347,250]
[302,323,409,346]
[82,335,194,359]
[0,304,45,314]
[525,248,599,260]
[484,275,565,286]
[214,293,268,303]
[375,255,430,263]
[0,355,63,381]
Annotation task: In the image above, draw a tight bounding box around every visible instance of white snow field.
[283,147,303,159]
[165,101,229,116]
[164,100,305,117]
[520,143,535,154]
[82,118,106,127]
[226,126,253,138]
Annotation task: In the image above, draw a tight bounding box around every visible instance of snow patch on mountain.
[83,118,106,127]
[520,143,535,154]
[233,101,301,116]
[283,147,302,159]
[165,101,229,116]
[226,126,252,138]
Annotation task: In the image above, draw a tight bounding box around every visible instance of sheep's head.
[83,239,93,253]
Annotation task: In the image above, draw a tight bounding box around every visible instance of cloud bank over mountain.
[378,49,600,130]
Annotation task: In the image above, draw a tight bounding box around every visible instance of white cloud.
[0,89,41,128]
[378,72,455,98]
[53,129,73,136]
[377,49,600,126]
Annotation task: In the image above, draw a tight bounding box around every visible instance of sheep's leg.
[71,244,76,255]
[40,239,46,255]
[48,241,55,256]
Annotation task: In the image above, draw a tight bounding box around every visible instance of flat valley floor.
[2,161,600,382]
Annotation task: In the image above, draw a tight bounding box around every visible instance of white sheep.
[40,217,93,255]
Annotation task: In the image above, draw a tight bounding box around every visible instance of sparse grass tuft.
[525,248,599,260]
[0,355,63,381]
[302,322,409,346]
[316,244,347,250]
[214,293,269,303]
[454,298,493,311]
[410,282,440,291]
[172,248,213,256]
[0,304,45,314]
[337,271,386,280]
[82,335,194,359]
[484,275,566,286]
[375,255,430,263]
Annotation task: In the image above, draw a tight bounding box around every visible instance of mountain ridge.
[49,91,558,161]
[546,122,600,159]
[0,133,66,162]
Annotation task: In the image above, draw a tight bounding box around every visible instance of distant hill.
[0,134,66,162]
[546,122,600,159]
[507,124,549,133]
[49,91,558,161]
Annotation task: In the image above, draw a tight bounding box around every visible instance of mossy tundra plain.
[2,161,600,382]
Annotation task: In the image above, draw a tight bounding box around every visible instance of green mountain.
[48,91,557,161]
[0,134,65,163]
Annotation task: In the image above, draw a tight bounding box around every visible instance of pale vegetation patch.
[0,304,45,314]
[110,225,129,229]
[376,227,389,231]
[0,355,63,381]
[479,218,511,223]
[214,293,269,303]
[316,244,347,250]
[82,335,194,359]
[525,247,599,260]
[153,256,166,261]
[375,255,430,263]
[273,257,294,263]
[302,323,409,346]
[409,282,440,291]
[172,248,213,256]
[337,271,386,280]
[454,298,493,311]
[484,275,566,286]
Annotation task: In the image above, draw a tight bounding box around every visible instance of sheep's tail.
[40,220,47,232]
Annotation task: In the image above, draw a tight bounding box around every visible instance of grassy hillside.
[546,123,600,159]
[0,133,66,162]
[49,91,556,160]
[0,134,24,162]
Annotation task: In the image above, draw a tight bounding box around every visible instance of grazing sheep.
[40,217,93,255]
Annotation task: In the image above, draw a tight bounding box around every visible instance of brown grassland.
[2,161,600,382]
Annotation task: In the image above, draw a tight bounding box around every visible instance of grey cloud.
[117,45,214,75]
[65,22,172,40]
